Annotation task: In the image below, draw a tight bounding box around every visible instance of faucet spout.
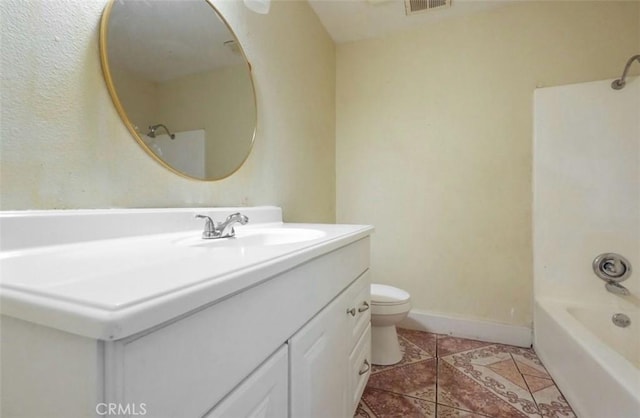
[605,281,630,296]
[218,212,249,238]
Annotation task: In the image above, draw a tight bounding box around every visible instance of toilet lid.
[371,284,410,305]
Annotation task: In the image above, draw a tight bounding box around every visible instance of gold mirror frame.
[99,0,257,181]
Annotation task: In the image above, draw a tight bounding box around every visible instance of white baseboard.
[399,309,533,348]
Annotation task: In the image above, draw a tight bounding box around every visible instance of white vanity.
[0,207,373,418]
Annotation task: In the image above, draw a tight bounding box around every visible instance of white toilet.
[370,284,411,365]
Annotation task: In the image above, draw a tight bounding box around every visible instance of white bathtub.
[534,299,640,418]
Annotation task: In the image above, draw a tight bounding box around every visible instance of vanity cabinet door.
[289,271,371,418]
[289,291,350,418]
[203,345,288,418]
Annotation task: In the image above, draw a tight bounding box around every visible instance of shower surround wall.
[534,78,639,300]
[533,77,639,417]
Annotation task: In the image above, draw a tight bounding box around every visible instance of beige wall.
[336,1,640,327]
[0,0,336,223]
[112,64,255,179]
[156,65,255,179]
[110,66,158,136]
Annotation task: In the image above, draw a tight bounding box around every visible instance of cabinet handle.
[346,307,356,316]
[358,301,370,313]
[359,359,370,376]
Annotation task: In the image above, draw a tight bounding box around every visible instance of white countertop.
[0,208,373,340]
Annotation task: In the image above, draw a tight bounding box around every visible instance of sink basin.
[176,227,326,248]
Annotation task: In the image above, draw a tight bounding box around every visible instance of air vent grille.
[405,0,451,15]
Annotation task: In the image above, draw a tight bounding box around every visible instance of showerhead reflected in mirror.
[100,0,256,181]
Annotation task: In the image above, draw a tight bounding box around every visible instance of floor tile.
[440,345,540,416]
[531,384,576,418]
[437,361,535,418]
[357,387,436,417]
[437,335,493,357]
[355,328,576,418]
[355,398,378,418]
[511,351,551,379]
[522,375,554,393]
[368,358,437,401]
[372,333,434,375]
[436,404,492,417]
[486,359,529,391]
[398,328,437,357]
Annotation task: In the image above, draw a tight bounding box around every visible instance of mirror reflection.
[100,0,257,180]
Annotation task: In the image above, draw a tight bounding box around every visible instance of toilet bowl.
[370,284,411,365]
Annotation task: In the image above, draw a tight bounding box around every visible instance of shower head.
[147,124,176,139]
[611,54,640,90]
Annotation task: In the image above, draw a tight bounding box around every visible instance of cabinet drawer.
[203,345,288,418]
[345,271,371,348]
[349,324,371,416]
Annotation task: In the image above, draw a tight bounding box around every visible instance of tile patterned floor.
[355,328,576,418]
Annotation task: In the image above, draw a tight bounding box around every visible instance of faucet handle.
[195,214,217,239]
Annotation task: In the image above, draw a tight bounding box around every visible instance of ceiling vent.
[404,0,451,15]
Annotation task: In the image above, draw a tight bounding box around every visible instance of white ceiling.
[106,0,514,82]
[107,0,245,83]
[307,0,513,43]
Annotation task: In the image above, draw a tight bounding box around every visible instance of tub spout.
[605,282,630,295]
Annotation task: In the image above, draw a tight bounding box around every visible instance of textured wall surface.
[0,0,336,223]
[336,1,640,327]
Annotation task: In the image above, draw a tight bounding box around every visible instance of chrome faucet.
[195,212,249,239]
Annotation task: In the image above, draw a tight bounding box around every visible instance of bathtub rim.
[534,298,639,412]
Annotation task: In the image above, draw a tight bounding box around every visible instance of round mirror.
[100,0,257,181]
